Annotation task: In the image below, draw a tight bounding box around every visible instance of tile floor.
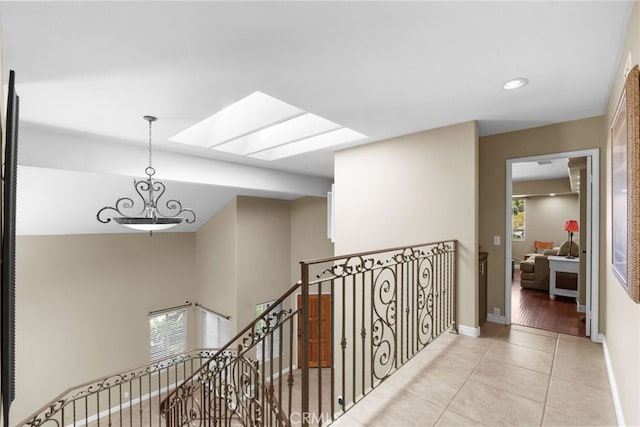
[332,323,617,427]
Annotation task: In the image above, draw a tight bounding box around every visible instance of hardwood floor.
[511,270,586,337]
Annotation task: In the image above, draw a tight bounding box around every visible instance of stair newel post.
[301,261,310,427]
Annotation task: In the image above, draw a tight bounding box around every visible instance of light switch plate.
[493,235,501,245]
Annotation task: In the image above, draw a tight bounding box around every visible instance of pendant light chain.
[148,118,153,171]
[144,115,157,178]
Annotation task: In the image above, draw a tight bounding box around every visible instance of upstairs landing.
[333,323,616,427]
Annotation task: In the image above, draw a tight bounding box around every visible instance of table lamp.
[564,220,579,259]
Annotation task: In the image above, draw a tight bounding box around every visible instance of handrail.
[21,240,458,427]
[301,240,456,265]
[160,280,303,414]
[199,280,301,361]
[18,348,222,427]
[162,240,458,426]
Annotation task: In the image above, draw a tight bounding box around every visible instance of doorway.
[505,149,600,341]
[297,294,332,368]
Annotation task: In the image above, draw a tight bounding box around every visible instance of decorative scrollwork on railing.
[317,255,381,279]
[162,293,299,426]
[417,256,434,346]
[371,266,397,380]
[427,241,455,256]
[20,349,221,427]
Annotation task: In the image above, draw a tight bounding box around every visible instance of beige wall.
[290,196,334,284]
[236,197,292,329]
[195,198,238,335]
[512,178,572,197]
[603,2,640,425]
[479,116,605,319]
[335,121,479,329]
[14,233,196,422]
[14,194,332,421]
[195,195,333,338]
[511,193,579,262]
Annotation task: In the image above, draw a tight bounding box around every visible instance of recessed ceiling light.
[503,77,529,90]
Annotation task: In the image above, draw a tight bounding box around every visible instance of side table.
[548,255,579,301]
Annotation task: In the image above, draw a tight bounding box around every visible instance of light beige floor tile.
[331,413,367,427]
[420,346,485,378]
[545,376,616,425]
[435,410,487,426]
[557,333,591,343]
[448,379,544,426]
[542,403,617,426]
[555,338,604,362]
[434,334,494,355]
[470,358,549,402]
[484,340,554,374]
[511,324,559,338]
[552,352,610,391]
[346,387,443,427]
[480,321,505,338]
[497,327,558,353]
[403,367,467,408]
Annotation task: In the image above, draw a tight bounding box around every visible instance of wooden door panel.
[298,294,332,368]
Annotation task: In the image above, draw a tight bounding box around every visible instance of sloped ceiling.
[0,1,632,235]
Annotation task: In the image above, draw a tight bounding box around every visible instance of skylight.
[170,91,366,160]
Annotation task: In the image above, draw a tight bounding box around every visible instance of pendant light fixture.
[97,115,196,233]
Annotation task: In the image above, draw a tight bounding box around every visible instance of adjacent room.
[510,157,586,337]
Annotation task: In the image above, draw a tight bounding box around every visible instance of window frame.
[255,300,282,361]
[201,307,231,350]
[148,307,187,361]
[512,198,526,241]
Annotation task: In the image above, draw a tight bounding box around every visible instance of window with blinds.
[149,308,186,361]
[202,309,230,349]
[256,300,282,361]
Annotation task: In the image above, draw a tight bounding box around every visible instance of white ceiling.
[512,158,570,183]
[0,1,632,235]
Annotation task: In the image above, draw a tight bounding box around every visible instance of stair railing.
[160,280,303,426]
[18,349,221,427]
[162,240,457,427]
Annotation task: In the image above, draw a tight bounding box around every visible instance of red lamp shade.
[564,220,579,232]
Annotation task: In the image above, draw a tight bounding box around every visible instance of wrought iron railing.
[162,240,457,426]
[19,349,221,426]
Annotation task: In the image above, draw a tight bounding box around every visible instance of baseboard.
[602,336,625,426]
[486,313,506,324]
[577,304,587,313]
[458,324,481,337]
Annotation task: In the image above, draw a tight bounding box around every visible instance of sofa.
[520,241,579,291]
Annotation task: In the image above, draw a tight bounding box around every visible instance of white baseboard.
[577,304,587,313]
[486,313,506,324]
[602,336,625,426]
[458,324,481,337]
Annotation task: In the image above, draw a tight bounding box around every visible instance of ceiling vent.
[536,160,553,165]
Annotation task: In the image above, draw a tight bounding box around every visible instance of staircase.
[20,241,457,427]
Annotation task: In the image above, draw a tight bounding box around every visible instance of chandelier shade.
[97,116,196,233]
